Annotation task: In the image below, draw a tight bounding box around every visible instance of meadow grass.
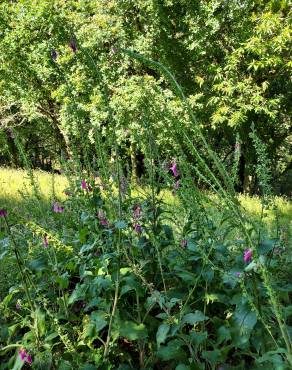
[1,167,291,227]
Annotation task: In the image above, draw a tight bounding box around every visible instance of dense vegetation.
[0,0,291,369]
[0,0,291,193]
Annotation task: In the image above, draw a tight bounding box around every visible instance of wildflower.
[0,209,7,218]
[133,205,142,219]
[173,180,180,190]
[69,38,77,53]
[243,249,252,263]
[234,271,241,278]
[181,239,187,248]
[170,161,178,177]
[19,348,32,364]
[43,235,49,248]
[26,355,32,364]
[96,209,108,227]
[96,210,105,219]
[51,49,58,61]
[100,218,108,227]
[19,348,27,361]
[81,179,87,190]
[134,223,142,234]
[53,203,64,213]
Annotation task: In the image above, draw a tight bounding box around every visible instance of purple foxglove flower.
[100,218,108,227]
[19,348,27,361]
[181,239,187,248]
[53,203,64,213]
[97,210,105,219]
[43,235,49,248]
[170,161,178,177]
[133,205,142,219]
[81,179,87,190]
[0,209,7,218]
[26,355,32,364]
[173,180,180,190]
[51,49,58,61]
[243,249,252,263]
[69,38,77,53]
[134,223,142,234]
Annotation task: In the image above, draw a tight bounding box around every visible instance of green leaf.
[55,273,69,289]
[234,305,257,332]
[158,339,187,361]
[181,311,209,326]
[90,311,108,333]
[217,326,231,344]
[156,324,170,348]
[259,239,277,255]
[175,365,191,370]
[189,331,208,346]
[119,321,148,340]
[202,349,221,366]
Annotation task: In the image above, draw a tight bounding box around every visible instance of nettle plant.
[0,49,292,370]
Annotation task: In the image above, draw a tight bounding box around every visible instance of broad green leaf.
[202,349,221,366]
[119,321,148,340]
[234,305,257,333]
[181,311,208,326]
[158,339,187,361]
[90,311,108,333]
[156,324,170,348]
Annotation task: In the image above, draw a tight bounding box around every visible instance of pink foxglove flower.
[43,235,49,248]
[0,209,7,217]
[53,203,64,213]
[100,218,108,227]
[133,205,142,219]
[170,161,178,177]
[134,223,142,234]
[173,180,180,190]
[181,239,187,248]
[19,348,27,361]
[26,355,32,364]
[243,249,252,263]
[81,179,87,190]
